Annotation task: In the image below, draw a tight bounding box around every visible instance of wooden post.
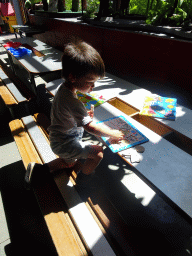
[12,0,24,25]
[58,0,65,12]
[72,0,79,12]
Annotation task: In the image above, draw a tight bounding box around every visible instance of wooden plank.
[107,97,139,116]
[46,78,63,96]
[0,69,27,103]
[6,78,27,103]
[54,172,117,256]
[69,171,136,256]
[45,211,87,256]
[33,168,88,256]
[9,119,42,168]
[34,112,51,137]
[132,114,172,137]
[21,115,56,164]
[87,193,137,256]
[0,84,18,106]
[9,118,87,256]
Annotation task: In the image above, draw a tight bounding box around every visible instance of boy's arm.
[84,121,124,142]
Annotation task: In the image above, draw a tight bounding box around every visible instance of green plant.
[83,0,100,18]
[146,0,192,26]
[129,0,148,15]
[65,0,72,10]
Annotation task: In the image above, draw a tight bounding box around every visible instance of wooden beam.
[9,118,88,256]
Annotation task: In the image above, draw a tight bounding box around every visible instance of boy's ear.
[68,73,76,83]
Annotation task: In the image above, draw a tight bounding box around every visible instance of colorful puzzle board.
[140,95,177,120]
[77,92,106,109]
[97,116,149,153]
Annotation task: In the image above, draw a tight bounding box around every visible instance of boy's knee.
[97,150,104,161]
[89,145,104,161]
[95,146,104,161]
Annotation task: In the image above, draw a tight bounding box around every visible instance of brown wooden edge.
[9,118,88,256]
[107,97,172,137]
[0,62,35,100]
[0,80,18,107]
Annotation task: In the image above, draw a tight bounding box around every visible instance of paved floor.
[1,33,192,256]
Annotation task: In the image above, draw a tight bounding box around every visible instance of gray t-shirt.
[48,83,92,143]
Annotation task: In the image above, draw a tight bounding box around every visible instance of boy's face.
[74,74,100,94]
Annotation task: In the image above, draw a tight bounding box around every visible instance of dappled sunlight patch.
[176,105,186,118]
[108,164,121,171]
[121,168,156,207]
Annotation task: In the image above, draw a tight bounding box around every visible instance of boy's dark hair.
[62,40,105,79]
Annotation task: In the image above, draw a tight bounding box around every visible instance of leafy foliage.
[83,0,100,18]
[129,0,148,15]
[65,0,72,10]
[65,0,192,26]
[130,0,192,26]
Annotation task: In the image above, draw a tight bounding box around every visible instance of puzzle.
[97,116,149,153]
[140,95,177,120]
[77,92,106,109]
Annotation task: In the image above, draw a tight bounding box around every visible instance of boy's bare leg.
[47,158,77,173]
[81,145,103,175]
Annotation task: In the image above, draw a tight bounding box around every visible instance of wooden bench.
[9,112,137,256]
[12,25,44,39]
[0,68,35,119]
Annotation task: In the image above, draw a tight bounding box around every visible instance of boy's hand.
[87,105,94,119]
[110,130,124,144]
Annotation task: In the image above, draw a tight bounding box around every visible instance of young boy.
[25,40,124,189]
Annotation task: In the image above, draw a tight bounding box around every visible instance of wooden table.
[2,37,62,94]
[12,25,44,38]
[94,101,192,221]
[45,72,192,221]
[46,72,192,142]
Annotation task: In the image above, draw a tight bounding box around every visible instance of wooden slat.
[69,171,136,256]
[45,211,87,256]
[0,62,35,100]
[46,78,63,96]
[54,172,117,256]
[0,84,18,106]
[6,78,27,103]
[9,119,42,168]
[21,115,56,164]
[33,168,88,256]
[0,69,27,103]
[107,97,139,116]
[9,118,87,256]
[132,114,172,137]
[34,112,51,137]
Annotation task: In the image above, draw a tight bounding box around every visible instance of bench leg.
[29,73,37,95]
[7,53,17,74]
[13,28,17,38]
